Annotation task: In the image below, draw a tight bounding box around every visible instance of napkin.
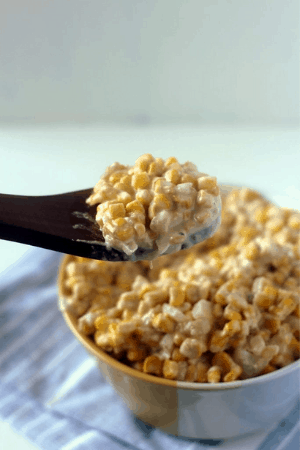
[0,248,299,450]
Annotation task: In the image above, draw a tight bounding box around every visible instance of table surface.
[0,123,299,450]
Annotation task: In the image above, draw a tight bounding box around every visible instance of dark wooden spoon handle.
[0,190,129,261]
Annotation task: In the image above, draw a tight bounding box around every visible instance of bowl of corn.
[58,186,300,439]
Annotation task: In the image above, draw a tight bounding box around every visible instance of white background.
[0,0,299,125]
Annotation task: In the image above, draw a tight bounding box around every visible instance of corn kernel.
[117,192,132,204]
[126,200,145,214]
[223,367,242,382]
[163,360,179,379]
[134,223,146,237]
[243,242,259,260]
[212,352,233,373]
[154,193,172,209]
[197,176,217,191]
[222,320,241,336]
[171,348,186,362]
[153,178,164,193]
[165,169,181,184]
[255,207,269,224]
[127,347,146,361]
[169,286,185,307]
[160,269,178,280]
[258,364,276,376]
[181,173,197,188]
[132,172,150,190]
[135,189,153,206]
[143,355,163,376]
[195,362,209,382]
[108,323,118,334]
[263,317,281,334]
[109,172,124,184]
[114,217,126,227]
[207,365,221,383]
[224,310,242,321]
[120,175,132,187]
[165,156,178,167]
[109,203,126,219]
[115,225,134,241]
[135,153,154,171]
[289,215,300,230]
[238,226,258,240]
[267,218,284,233]
[185,364,197,382]
[152,313,175,333]
[94,314,109,332]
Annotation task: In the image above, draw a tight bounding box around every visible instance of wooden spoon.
[0,188,222,262]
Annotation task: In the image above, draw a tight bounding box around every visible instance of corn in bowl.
[59,188,300,383]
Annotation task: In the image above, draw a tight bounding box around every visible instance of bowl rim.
[58,254,299,392]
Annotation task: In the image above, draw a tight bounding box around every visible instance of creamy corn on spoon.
[85,154,222,261]
[0,154,222,262]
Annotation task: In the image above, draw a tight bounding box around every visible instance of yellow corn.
[108,323,118,334]
[165,156,178,167]
[181,173,197,188]
[266,218,284,233]
[263,317,281,334]
[152,313,175,333]
[163,360,179,380]
[209,331,229,352]
[143,355,163,376]
[115,225,134,241]
[289,336,300,357]
[258,364,276,376]
[117,192,132,205]
[94,314,109,332]
[127,347,146,362]
[264,285,278,300]
[148,160,164,176]
[224,310,242,322]
[109,202,126,219]
[135,153,154,171]
[195,362,209,383]
[169,286,185,306]
[126,200,145,214]
[185,364,197,382]
[122,309,134,320]
[171,348,187,362]
[160,269,178,280]
[135,189,153,206]
[244,242,259,260]
[138,284,157,298]
[120,175,132,188]
[132,172,150,190]
[223,367,242,382]
[238,226,258,240]
[165,169,181,184]
[114,217,126,227]
[197,176,217,190]
[289,215,300,230]
[154,193,172,209]
[173,332,185,346]
[134,223,146,237]
[207,365,221,383]
[212,352,233,373]
[109,171,124,184]
[254,207,269,224]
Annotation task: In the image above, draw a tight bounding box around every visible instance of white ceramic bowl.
[58,255,300,440]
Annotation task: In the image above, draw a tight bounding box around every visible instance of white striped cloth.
[0,248,299,450]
